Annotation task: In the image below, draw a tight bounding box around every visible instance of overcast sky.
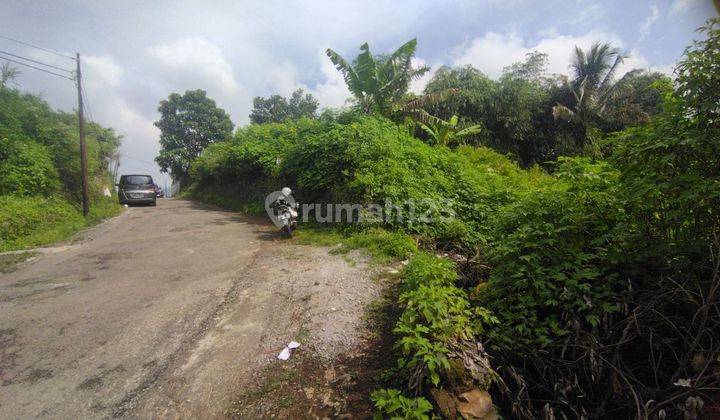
[1,0,716,188]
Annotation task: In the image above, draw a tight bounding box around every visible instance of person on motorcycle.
[279,187,292,205]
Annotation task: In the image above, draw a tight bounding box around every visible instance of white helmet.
[281,187,292,197]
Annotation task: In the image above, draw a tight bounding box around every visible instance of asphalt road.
[0,199,372,419]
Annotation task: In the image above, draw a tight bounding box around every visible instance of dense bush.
[478,21,720,418]
[0,87,120,201]
[0,137,59,195]
[191,116,547,254]
[0,195,84,251]
[484,158,624,347]
[0,85,121,251]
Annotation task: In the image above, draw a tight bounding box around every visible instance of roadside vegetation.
[0,250,38,273]
[0,73,122,252]
[162,19,720,419]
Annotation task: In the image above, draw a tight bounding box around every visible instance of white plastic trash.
[277,347,291,360]
[277,341,300,360]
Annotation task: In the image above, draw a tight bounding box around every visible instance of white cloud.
[83,56,123,88]
[310,50,352,108]
[452,30,650,79]
[670,0,700,15]
[409,57,440,94]
[567,3,607,25]
[639,5,660,38]
[617,48,650,76]
[147,37,238,93]
[650,63,677,76]
[268,61,301,97]
[452,32,526,78]
[248,50,351,110]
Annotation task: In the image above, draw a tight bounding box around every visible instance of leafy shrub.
[370,388,433,420]
[191,116,548,253]
[0,137,59,195]
[0,86,121,250]
[0,195,84,251]
[0,87,120,201]
[0,194,121,252]
[335,228,417,262]
[87,195,123,225]
[394,252,495,388]
[401,252,457,290]
[483,157,624,347]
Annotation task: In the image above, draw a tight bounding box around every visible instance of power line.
[0,34,75,60]
[81,84,95,123]
[0,55,75,80]
[0,49,74,73]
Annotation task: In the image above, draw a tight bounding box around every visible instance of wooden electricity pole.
[76,52,89,216]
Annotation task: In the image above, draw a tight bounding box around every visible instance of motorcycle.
[277,201,298,237]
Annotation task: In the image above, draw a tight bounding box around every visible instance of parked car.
[153,184,164,198]
[117,175,157,206]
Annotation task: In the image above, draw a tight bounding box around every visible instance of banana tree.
[416,115,482,147]
[326,39,429,115]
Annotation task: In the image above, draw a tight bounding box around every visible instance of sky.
[1,0,717,188]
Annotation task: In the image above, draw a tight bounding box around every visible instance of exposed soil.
[227,272,402,419]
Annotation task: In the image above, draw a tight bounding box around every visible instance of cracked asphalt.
[0,199,377,419]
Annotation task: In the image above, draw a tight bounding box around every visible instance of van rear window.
[124,175,153,185]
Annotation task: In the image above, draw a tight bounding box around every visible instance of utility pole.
[76,52,89,216]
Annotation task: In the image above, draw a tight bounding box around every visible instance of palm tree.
[416,115,482,147]
[552,42,627,147]
[0,62,20,88]
[326,39,429,115]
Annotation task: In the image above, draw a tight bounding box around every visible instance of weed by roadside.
[293,225,416,264]
[0,195,122,252]
[0,251,38,273]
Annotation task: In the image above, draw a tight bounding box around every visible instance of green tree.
[155,89,233,183]
[249,88,319,124]
[423,65,495,122]
[423,54,556,165]
[601,69,670,131]
[490,53,555,165]
[552,42,627,147]
[326,39,429,114]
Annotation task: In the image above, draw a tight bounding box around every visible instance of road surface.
[0,199,377,419]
